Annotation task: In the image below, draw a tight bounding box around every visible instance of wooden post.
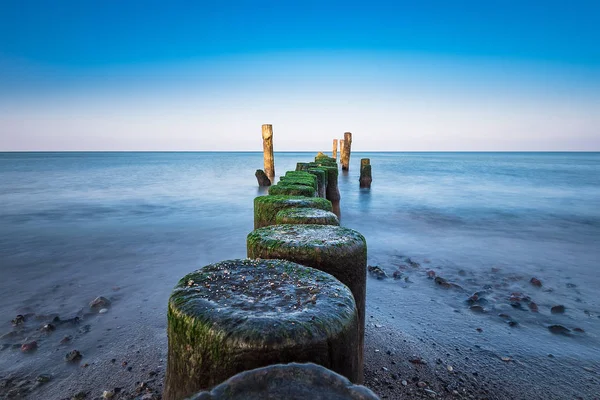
[248,225,367,383]
[332,139,338,159]
[164,259,361,399]
[262,124,275,183]
[359,159,372,188]
[341,132,352,171]
[339,139,345,166]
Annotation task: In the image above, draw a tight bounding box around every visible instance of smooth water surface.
[1,152,599,385]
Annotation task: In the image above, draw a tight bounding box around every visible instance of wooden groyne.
[164,128,374,399]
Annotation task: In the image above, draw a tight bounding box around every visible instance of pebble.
[90,296,111,310]
[102,390,114,399]
[548,324,571,335]
[424,388,437,398]
[21,341,38,353]
[551,305,566,314]
[401,380,408,386]
[447,365,454,372]
[530,277,542,287]
[382,367,388,372]
[99,308,109,314]
[418,381,427,388]
[36,374,51,384]
[65,350,82,362]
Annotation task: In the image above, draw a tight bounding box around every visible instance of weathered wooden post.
[359,159,372,188]
[275,207,340,226]
[187,363,379,400]
[332,139,338,160]
[262,124,275,183]
[164,259,361,399]
[255,169,271,186]
[254,195,333,228]
[248,225,367,383]
[341,132,352,171]
[339,139,345,165]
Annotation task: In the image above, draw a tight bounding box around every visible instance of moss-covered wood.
[247,225,367,383]
[276,207,339,226]
[254,195,333,229]
[280,172,318,191]
[316,165,340,203]
[164,259,360,400]
[268,183,315,197]
[307,168,327,198]
[187,363,379,400]
[359,164,372,188]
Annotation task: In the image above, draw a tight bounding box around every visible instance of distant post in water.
[339,140,345,166]
[341,132,352,171]
[262,124,275,183]
[359,158,372,188]
[332,139,338,160]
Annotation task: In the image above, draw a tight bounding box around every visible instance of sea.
[1,151,599,394]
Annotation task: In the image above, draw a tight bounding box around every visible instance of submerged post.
[262,124,275,183]
[332,139,338,160]
[359,159,372,188]
[341,132,352,171]
[339,140,345,166]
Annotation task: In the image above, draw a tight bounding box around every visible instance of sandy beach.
[2,271,599,400]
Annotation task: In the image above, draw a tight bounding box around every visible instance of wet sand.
[2,268,599,400]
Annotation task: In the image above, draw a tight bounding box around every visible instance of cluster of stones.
[164,154,374,400]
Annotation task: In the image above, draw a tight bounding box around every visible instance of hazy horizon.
[1,1,599,152]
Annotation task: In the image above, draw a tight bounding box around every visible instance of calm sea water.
[1,152,599,382]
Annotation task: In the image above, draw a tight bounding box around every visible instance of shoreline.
[3,275,599,400]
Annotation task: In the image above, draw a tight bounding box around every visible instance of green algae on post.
[254,195,333,229]
[276,207,339,226]
[307,168,327,198]
[268,184,315,197]
[247,224,368,383]
[163,259,360,400]
[186,363,379,400]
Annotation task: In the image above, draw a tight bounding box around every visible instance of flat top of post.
[262,124,273,138]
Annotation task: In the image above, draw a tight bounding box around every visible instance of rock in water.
[551,305,566,314]
[548,325,571,335]
[21,341,37,353]
[90,296,111,310]
[65,350,82,362]
[255,169,271,187]
[187,363,379,400]
[530,277,542,287]
[163,259,361,400]
[11,315,25,326]
[367,265,388,280]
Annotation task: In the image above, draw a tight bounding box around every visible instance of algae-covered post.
[255,169,271,187]
[359,158,372,188]
[164,259,361,399]
[333,139,338,159]
[254,195,333,229]
[341,132,353,171]
[261,124,275,183]
[275,207,340,226]
[247,224,368,383]
[187,363,379,400]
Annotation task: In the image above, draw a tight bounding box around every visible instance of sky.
[1,0,599,151]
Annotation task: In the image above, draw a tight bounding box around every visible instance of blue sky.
[1,0,599,151]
